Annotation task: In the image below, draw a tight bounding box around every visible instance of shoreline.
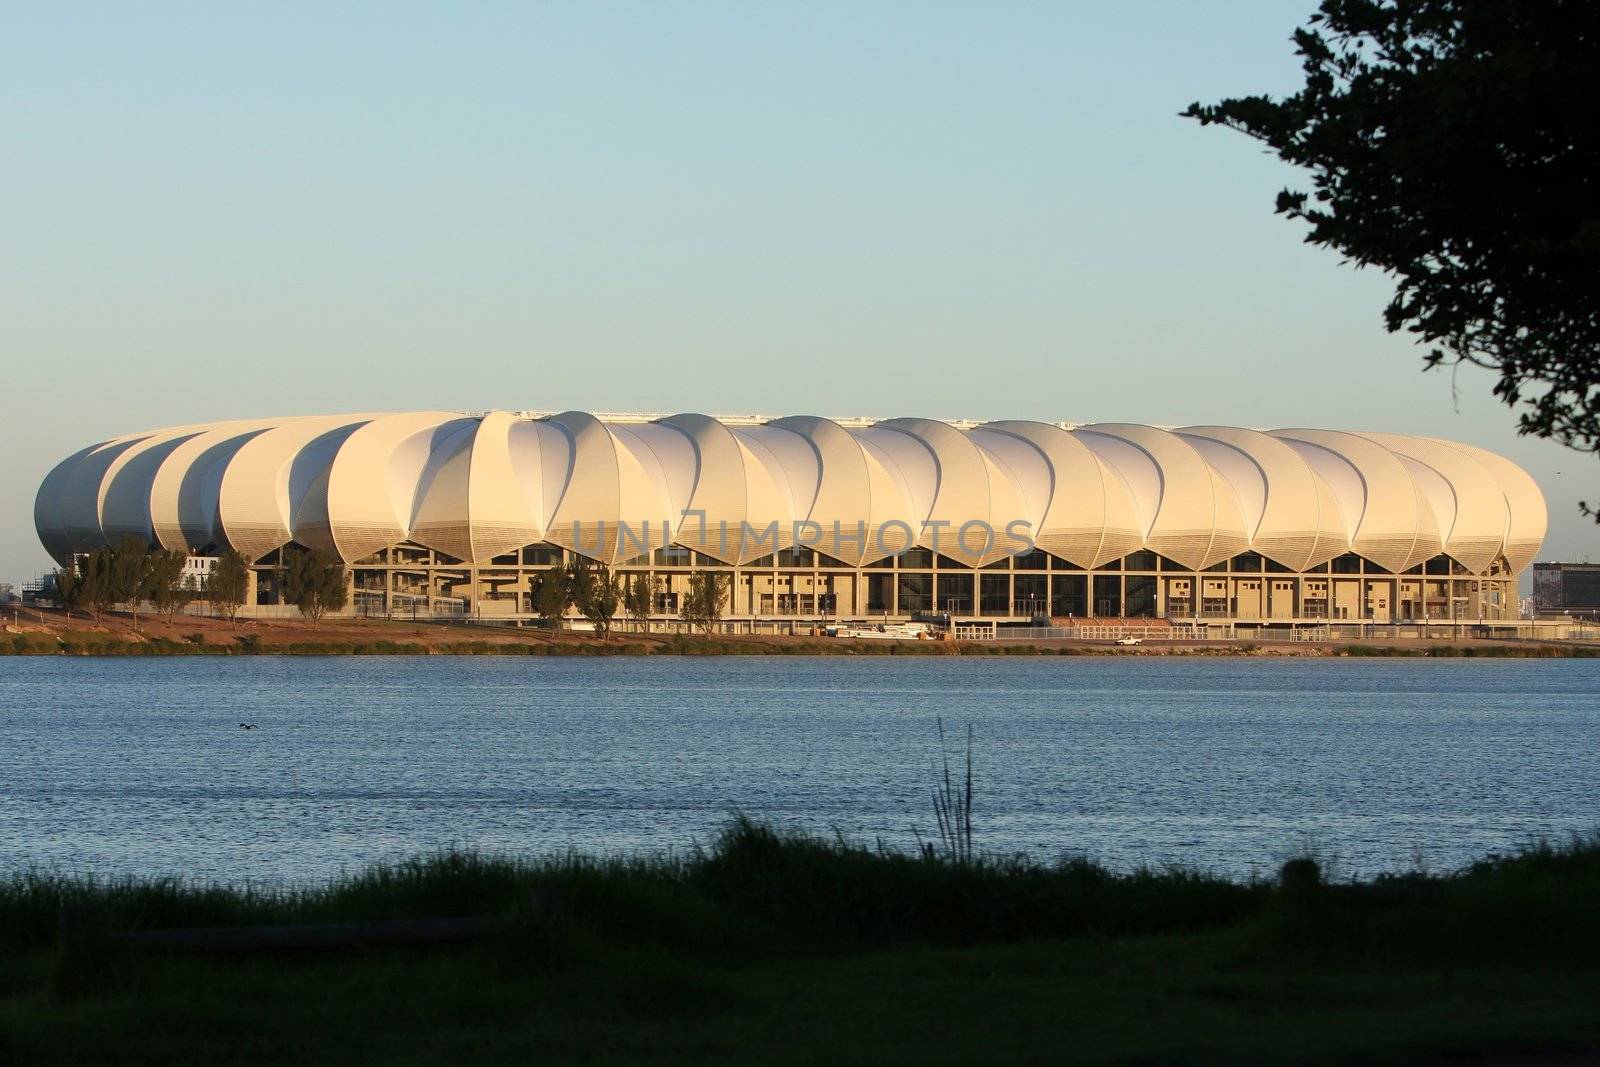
[4,609,1596,658]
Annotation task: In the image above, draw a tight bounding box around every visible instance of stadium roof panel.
[35,412,1547,573]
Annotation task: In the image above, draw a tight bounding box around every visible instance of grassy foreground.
[3,820,1600,1064]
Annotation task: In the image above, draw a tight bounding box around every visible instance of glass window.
[866,574,892,612]
[1125,550,1158,571]
[1013,575,1047,616]
[746,554,776,569]
[900,548,934,569]
[1049,553,1081,570]
[1231,552,1263,573]
[777,547,814,568]
[1159,556,1190,572]
[653,545,692,566]
[1125,575,1156,617]
[1051,574,1087,617]
[936,573,973,614]
[1331,553,1362,574]
[935,554,969,570]
[1099,557,1124,572]
[1364,558,1393,575]
[815,551,849,569]
[1204,559,1229,573]
[1425,555,1452,575]
[897,574,932,613]
[1264,556,1291,573]
[1013,549,1049,570]
[980,574,1010,613]
[1093,575,1122,617]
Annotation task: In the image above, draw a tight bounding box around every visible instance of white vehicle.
[1116,636,1143,646]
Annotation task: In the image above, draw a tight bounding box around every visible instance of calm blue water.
[1,656,1597,883]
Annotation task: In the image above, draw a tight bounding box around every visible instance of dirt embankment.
[2,606,1595,657]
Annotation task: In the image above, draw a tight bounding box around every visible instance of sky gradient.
[4,1,1594,586]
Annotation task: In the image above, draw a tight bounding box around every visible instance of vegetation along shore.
[2,819,1599,1063]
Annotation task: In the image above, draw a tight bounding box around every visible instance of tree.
[109,535,155,627]
[530,566,571,631]
[1186,0,1600,512]
[55,541,202,623]
[623,572,659,633]
[54,557,83,618]
[51,539,147,624]
[568,558,622,639]
[679,571,730,634]
[206,550,251,620]
[281,544,348,621]
[76,547,122,623]
[144,549,194,617]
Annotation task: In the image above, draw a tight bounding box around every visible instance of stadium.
[34,411,1546,637]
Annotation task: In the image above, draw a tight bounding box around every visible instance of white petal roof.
[34,412,1546,574]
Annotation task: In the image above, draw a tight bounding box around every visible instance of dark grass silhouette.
[4,824,1600,1062]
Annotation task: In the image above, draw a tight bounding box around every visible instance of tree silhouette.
[1187,0,1600,512]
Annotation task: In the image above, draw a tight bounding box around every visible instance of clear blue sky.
[3,1,1594,585]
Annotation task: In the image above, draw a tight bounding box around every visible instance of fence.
[965,623,1182,642]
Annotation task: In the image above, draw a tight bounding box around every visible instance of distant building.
[1532,563,1600,620]
[21,574,57,608]
[0,582,14,605]
[182,555,216,586]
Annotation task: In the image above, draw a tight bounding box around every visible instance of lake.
[1,656,1597,883]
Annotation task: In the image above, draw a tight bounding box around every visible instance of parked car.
[1116,636,1143,646]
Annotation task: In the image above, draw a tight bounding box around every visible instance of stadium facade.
[35,411,1546,634]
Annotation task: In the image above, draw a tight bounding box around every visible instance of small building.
[20,574,58,608]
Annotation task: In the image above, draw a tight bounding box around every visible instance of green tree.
[679,571,729,634]
[206,550,251,621]
[530,566,571,631]
[76,547,122,623]
[53,539,180,624]
[54,557,84,618]
[281,545,348,621]
[144,549,194,617]
[109,535,155,627]
[1186,0,1600,512]
[568,558,622,639]
[623,572,659,634]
